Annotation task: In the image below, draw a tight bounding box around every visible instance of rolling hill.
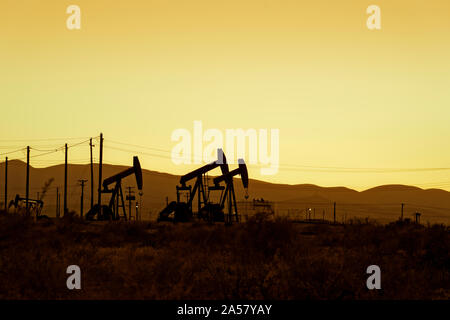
[0,160,449,224]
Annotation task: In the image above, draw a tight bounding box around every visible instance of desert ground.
[0,211,448,300]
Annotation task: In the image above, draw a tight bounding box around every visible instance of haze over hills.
[0,160,449,224]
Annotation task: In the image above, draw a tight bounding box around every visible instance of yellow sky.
[1,0,450,190]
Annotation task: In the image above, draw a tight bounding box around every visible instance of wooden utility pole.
[79,179,88,218]
[26,146,30,212]
[90,138,94,210]
[64,143,68,215]
[333,202,336,224]
[4,157,7,211]
[98,133,103,212]
[401,203,404,220]
[56,187,60,218]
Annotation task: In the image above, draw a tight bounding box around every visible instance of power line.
[0,145,28,149]
[0,147,26,156]
[107,139,171,154]
[0,137,92,142]
[104,144,450,173]
[29,158,95,162]
[3,139,94,161]
[103,139,450,173]
[3,137,449,174]
[30,149,62,159]
[67,138,94,149]
[103,144,175,160]
[0,137,97,158]
[272,164,450,173]
[1,135,449,173]
[30,146,64,152]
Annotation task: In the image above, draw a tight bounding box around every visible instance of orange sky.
[1,0,450,191]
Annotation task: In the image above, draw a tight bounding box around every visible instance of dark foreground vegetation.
[0,211,449,300]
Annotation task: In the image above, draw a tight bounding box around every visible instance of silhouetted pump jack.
[8,194,46,219]
[158,149,229,222]
[86,156,143,221]
[208,159,249,223]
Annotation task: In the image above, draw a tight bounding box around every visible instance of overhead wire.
[1,136,449,193]
[104,138,450,173]
[2,136,449,174]
[0,137,92,142]
[0,147,27,156]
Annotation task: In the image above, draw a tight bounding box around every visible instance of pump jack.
[8,194,44,218]
[86,156,143,221]
[158,149,229,222]
[210,159,249,223]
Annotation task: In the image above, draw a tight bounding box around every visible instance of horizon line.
[1,159,449,194]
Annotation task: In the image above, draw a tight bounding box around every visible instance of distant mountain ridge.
[0,160,449,224]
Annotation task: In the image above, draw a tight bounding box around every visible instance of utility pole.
[26,146,30,212]
[98,133,103,213]
[64,143,68,215]
[401,203,404,220]
[333,202,336,224]
[79,179,87,218]
[56,187,60,218]
[90,138,94,210]
[126,186,135,220]
[4,157,7,211]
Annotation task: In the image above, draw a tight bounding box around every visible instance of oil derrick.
[86,156,143,221]
[158,149,229,222]
[210,159,249,224]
